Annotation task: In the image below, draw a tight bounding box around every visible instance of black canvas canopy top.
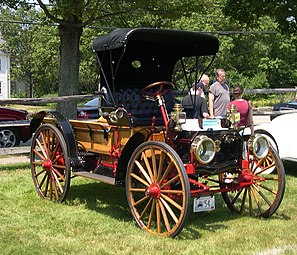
[93,28,219,89]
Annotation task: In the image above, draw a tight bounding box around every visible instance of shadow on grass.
[66,181,131,221]
[64,178,291,240]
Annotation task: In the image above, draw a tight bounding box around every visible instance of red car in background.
[0,106,31,147]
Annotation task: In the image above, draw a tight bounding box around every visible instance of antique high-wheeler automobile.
[30,28,285,237]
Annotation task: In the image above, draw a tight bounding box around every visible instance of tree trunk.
[56,22,83,118]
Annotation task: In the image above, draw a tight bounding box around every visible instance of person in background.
[208,68,230,118]
[227,84,254,135]
[190,74,210,99]
[182,82,209,118]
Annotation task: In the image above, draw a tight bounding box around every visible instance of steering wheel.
[140,81,174,101]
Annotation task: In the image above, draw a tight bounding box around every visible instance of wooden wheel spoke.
[130,188,146,192]
[134,195,150,208]
[151,148,157,182]
[258,183,277,195]
[239,188,248,214]
[32,160,44,166]
[231,188,244,205]
[51,171,64,194]
[255,162,276,175]
[130,173,150,187]
[160,175,180,189]
[33,148,46,161]
[38,171,48,190]
[52,164,66,170]
[160,193,182,211]
[40,132,49,156]
[52,167,65,181]
[142,151,155,183]
[51,143,62,163]
[160,197,178,223]
[252,158,269,174]
[139,197,152,219]
[248,187,253,215]
[161,189,183,194]
[250,185,263,214]
[263,176,279,181]
[158,161,174,184]
[156,201,161,233]
[252,184,273,207]
[158,200,171,232]
[157,151,165,181]
[147,199,156,230]
[35,168,46,178]
[50,172,60,200]
[48,174,52,199]
[135,160,152,185]
[36,139,48,159]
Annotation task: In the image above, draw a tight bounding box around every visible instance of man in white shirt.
[190,74,210,98]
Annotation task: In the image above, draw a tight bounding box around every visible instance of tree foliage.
[224,0,297,34]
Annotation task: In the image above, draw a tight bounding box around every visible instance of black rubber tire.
[30,124,70,202]
[126,141,190,237]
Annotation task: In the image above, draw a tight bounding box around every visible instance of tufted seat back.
[104,88,175,126]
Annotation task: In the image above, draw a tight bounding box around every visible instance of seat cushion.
[104,88,175,126]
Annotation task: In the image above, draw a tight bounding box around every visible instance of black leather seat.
[103,88,175,126]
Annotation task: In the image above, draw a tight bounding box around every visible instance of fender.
[30,110,82,170]
[115,127,157,185]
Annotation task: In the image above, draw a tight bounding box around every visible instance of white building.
[0,37,11,99]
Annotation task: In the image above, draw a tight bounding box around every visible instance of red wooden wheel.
[126,141,190,237]
[30,124,70,202]
[220,146,285,218]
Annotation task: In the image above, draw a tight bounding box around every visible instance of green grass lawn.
[0,162,297,255]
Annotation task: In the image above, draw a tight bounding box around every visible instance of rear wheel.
[126,141,190,237]
[221,146,285,218]
[30,124,70,202]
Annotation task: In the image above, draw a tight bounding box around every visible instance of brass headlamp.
[226,104,240,129]
[170,104,186,131]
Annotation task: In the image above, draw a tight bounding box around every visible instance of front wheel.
[30,124,70,202]
[221,146,285,218]
[126,141,190,237]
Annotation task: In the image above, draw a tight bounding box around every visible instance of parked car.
[0,106,31,147]
[77,98,99,119]
[256,112,297,162]
[270,98,297,120]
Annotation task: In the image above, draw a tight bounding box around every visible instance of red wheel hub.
[145,183,161,198]
[42,159,52,170]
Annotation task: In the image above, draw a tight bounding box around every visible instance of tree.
[0,0,207,118]
[224,0,297,88]
[0,7,60,97]
[224,0,297,34]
